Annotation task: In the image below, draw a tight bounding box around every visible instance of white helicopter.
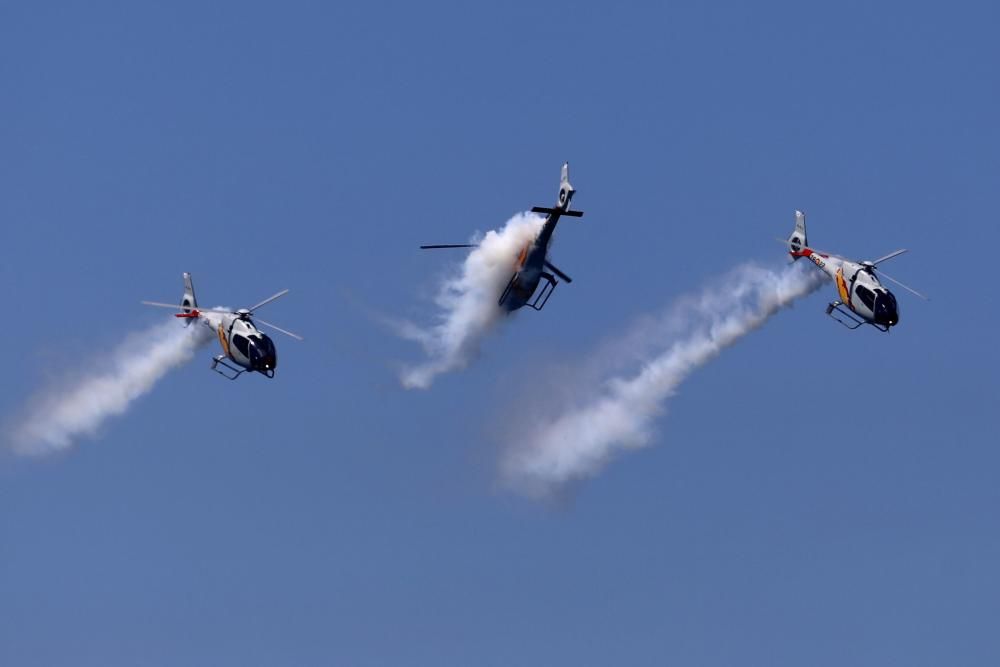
[142,273,302,379]
[785,210,927,331]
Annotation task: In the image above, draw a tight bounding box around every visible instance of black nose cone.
[874,292,899,327]
[248,334,278,372]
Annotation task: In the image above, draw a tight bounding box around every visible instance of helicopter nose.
[873,296,899,327]
[247,335,278,372]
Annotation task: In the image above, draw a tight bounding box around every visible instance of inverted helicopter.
[785,210,927,331]
[142,273,303,379]
[420,161,584,311]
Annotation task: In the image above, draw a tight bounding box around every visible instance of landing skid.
[825,302,889,333]
[499,272,558,311]
[211,355,246,380]
[528,273,558,311]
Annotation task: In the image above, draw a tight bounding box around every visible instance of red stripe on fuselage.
[791,248,828,259]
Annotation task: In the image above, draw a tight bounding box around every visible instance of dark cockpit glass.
[231,334,250,357]
[855,285,876,311]
[247,334,278,371]
[873,290,899,327]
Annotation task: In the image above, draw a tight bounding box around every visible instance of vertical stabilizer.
[530,162,583,218]
[557,161,575,209]
[788,210,808,257]
[181,272,198,319]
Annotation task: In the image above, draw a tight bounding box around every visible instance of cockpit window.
[246,335,277,371]
[232,334,250,357]
[873,290,899,326]
[249,335,271,351]
[855,285,876,310]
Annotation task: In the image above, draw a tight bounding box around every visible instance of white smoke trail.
[502,261,825,496]
[397,212,545,389]
[8,321,212,456]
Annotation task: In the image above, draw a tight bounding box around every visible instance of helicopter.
[785,210,927,332]
[141,273,302,379]
[420,162,584,311]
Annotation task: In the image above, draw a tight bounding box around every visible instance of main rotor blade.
[877,269,929,300]
[419,244,479,249]
[247,289,290,313]
[255,317,304,341]
[871,248,908,266]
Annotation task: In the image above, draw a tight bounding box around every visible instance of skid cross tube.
[211,356,246,380]
[498,273,559,311]
[825,302,889,333]
[527,273,558,311]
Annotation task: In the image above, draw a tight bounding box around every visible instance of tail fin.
[787,210,808,258]
[181,272,198,322]
[556,161,576,210]
[531,162,583,218]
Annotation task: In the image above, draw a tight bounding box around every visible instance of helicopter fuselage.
[795,248,900,328]
[193,311,278,376]
[502,213,564,312]
[143,273,298,380]
[500,165,580,312]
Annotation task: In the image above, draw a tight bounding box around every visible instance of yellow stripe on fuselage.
[835,268,851,306]
[217,324,230,357]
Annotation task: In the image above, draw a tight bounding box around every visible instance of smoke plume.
[398,212,545,389]
[8,321,211,456]
[502,261,824,496]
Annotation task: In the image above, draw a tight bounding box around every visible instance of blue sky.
[1,1,998,665]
